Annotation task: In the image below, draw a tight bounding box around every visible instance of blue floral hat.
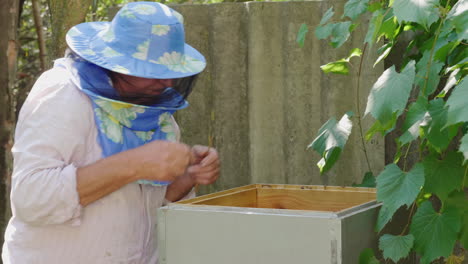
[65,2,206,79]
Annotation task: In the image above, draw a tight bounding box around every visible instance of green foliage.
[358,248,379,264]
[299,0,468,261]
[376,163,424,215]
[365,61,415,126]
[308,112,353,173]
[379,234,414,262]
[353,172,376,187]
[410,201,461,263]
[296,24,308,48]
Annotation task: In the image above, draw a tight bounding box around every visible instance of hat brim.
[66,22,206,79]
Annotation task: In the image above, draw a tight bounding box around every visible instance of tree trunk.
[48,0,93,64]
[0,0,20,257]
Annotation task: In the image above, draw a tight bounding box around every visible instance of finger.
[192,171,219,185]
[200,148,219,166]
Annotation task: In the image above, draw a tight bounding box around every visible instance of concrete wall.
[172,1,385,194]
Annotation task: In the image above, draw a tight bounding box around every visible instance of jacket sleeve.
[10,68,94,226]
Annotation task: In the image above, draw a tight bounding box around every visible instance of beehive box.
[157,184,380,264]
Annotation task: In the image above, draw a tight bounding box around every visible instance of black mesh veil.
[172,74,199,100]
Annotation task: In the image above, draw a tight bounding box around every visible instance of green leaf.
[343,0,370,21]
[330,22,352,48]
[359,248,380,264]
[296,23,308,48]
[438,68,460,98]
[410,201,462,264]
[376,163,424,214]
[379,234,414,262]
[308,112,354,173]
[320,7,334,26]
[378,16,398,41]
[446,0,468,41]
[460,134,468,161]
[423,98,457,152]
[321,59,349,75]
[315,23,334,40]
[422,153,464,201]
[376,204,397,232]
[365,61,416,125]
[353,172,376,187]
[399,97,429,145]
[374,42,393,67]
[368,2,382,12]
[445,191,468,249]
[365,9,384,45]
[415,50,444,96]
[446,78,468,126]
[346,48,362,60]
[365,114,398,140]
[392,0,440,30]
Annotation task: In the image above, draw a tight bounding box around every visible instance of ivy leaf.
[410,201,461,264]
[359,248,380,264]
[365,60,416,125]
[422,153,464,201]
[379,234,414,262]
[343,0,370,21]
[423,98,457,152]
[446,0,468,41]
[460,134,468,161]
[376,204,397,232]
[415,50,444,96]
[399,97,429,145]
[393,0,440,31]
[446,78,468,126]
[353,172,376,187]
[308,112,354,173]
[376,163,424,215]
[319,7,334,26]
[365,9,384,45]
[296,24,308,48]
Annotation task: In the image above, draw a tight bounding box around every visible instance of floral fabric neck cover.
[55,55,188,186]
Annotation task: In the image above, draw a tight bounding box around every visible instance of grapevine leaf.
[296,24,308,48]
[423,98,457,152]
[365,9,384,45]
[353,172,376,187]
[374,42,393,67]
[376,204,397,232]
[415,50,444,96]
[393,0,440,31]
[376,163,424,214]
[308,112,353,173]
[446,78,468,126]
[321,59,349,75]
[378,16,398,41]
[446,0,468,41]
[410,201,461,264]
[320,7,334,26]
[359,248,380,264]
[343,0,370,21]
[365,61,416,125]
[399,97,429,145]
[316,23,334,40]
[422,152,464,201]
[365,113,398,140]
[445,191,468,249]
[379,234,414,262]
[460,134,468,161]
[438,68,460,98]
[330,22,352,48]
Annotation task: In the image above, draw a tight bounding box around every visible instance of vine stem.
[403,141,412,171]
[421,0,451,96]
[400,201,417,236]
[356,43,373,174]
[463,165,468,189]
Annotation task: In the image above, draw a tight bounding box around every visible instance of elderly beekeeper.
[2,2,219,263]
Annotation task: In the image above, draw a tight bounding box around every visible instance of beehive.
[157,184,380,264]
